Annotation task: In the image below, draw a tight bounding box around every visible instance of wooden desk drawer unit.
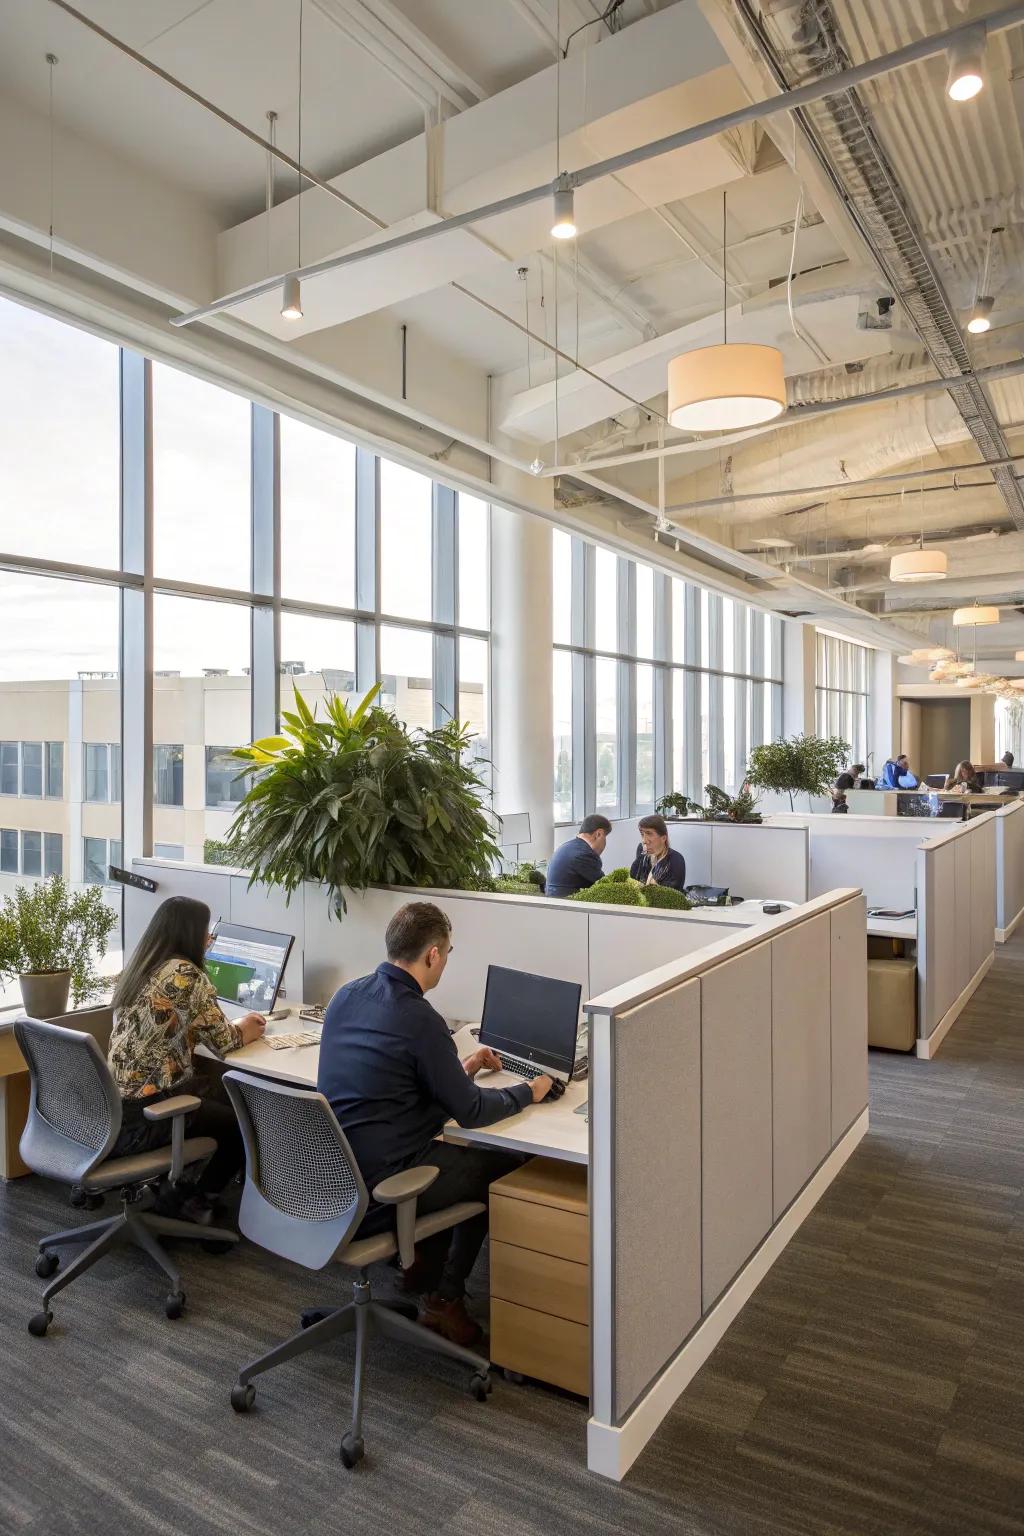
[489,1158,589,1397]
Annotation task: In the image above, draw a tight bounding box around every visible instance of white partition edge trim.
[996,907,1024,944]
[995,800,1024,942]
[586,1107,870,1482]
[915,954,994,1059]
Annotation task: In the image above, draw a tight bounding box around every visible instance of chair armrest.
[142,1095,201,1122]
[372,1165,439,1269]
[143,1095,201,1183]
[372,1166,439,1204]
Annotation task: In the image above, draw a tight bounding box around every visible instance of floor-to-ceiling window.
[0,293,491,916]
[815,633,870,764]
[551,530,783,821]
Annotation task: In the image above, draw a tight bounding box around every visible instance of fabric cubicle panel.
[830,896,869,1138]
[917,815,996,1043]
[770,913,831,1219]
[609,979,702,1418]
[804,833,917,910]
[995,801,1024,938]
[970,816,997,979]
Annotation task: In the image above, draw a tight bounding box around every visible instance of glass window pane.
[279,415,355,607]
[83,836,106,885]
[552,530,572,646]
[379,625,433,728]
[595,657,618,811]
[0,742,18,796]
[700,590,710,667]
[112,744,122,803]
[154,843,185,860]
[635,566,654,659]
[458,635,489,776]
[722,598,735,673]
[553,650,573,822]
[44,832,63,878]
[152,363,251,589]
[635,664,655,807]
[85,743,108,803]
[279,613,357,724]
[700,672,711,794]
[671,580,687,664]
[458,495,489,632]
[1,828,18,874]
[21,830,42,877]
[46,742,63,799]
[594,550,618,652]
[672,671,685,794]
[21,743,42,797]
[0,296,120,568]
[723,677,737,792]
[153,594,251,866]
[205,747,248,809]
[154,745,184,807]
[380,460,432,620]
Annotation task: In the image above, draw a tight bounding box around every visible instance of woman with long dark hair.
[108,896,265,1209]
[629,813,687,892]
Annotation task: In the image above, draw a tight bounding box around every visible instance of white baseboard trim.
[995,905,1024,944]
[916,953,994,1059]
[586,1107,870,1482]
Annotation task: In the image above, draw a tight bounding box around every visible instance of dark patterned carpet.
[2,933,1023,1536]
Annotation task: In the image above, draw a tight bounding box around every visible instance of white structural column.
[783,621,816,737]
[872,649,898,767]
[490,505,554,861]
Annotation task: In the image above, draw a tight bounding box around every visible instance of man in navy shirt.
[318,902,553,1347]
[544,813,612,897]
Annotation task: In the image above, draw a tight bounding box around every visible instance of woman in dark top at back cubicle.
[629,814,687,892]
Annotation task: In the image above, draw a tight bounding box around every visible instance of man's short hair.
[896,753,908,765]
[385,902,452,963]
[579,814,613,836]
[835,773,855,792]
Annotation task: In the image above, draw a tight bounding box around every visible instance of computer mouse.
[544,1079,567,1103]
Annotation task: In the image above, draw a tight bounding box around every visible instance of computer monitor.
[205,921,294,1016]
[478,965,581,1081]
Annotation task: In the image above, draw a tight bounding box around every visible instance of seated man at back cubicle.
[317,901,555,1349]
[543,813,612,898]
[877,752,919,790]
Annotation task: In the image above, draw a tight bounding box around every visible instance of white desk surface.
[866,914,917,941]
[219,1018,589,1165]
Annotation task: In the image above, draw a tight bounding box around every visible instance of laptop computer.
[205,921,294,1019]
[478,965,582,1084]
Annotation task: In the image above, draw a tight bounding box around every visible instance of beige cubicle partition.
[586,889,868,1480]
[551,820,809,904]
[994,799,1024,942]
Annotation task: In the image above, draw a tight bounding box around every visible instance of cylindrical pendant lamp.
[953,605,1000,626]
[667,343,786,431]
[889,550,948,583]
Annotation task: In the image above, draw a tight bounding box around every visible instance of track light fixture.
[966,296,994,334]
[550,174,577,240]
[946,25,987,101]
[281,273,302,321]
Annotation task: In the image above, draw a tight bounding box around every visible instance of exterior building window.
[21,830,42,876]
[83,836,122,885]
[815,634,870,765]
[20,743,43,798]
[0,829,17,873]
[205,746,247,809]
[44,832,63,877]
[0,743,17,796]
[0,829,60,878]
[46,742,63,798]
[0,741,65,798]
[154,843,184,860]
[154,744,184,807]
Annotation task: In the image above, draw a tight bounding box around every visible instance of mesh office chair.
[223,1069,492,1469]
[15,1017,239,1333]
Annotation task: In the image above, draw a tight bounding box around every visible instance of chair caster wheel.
[69,1187,103,1211]
[503,1369,524,1384]
[28,1310,53,1337]
[340,1433,364,1469]
[469,1372,492,1402]
[164,1291,186,1320]
[230,1383,256,1413]
[202,1239,234,1256]
[34,1252,59,1279]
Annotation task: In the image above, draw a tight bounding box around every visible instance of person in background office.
[831,772,855,813]
[318,902,555,1349]
[944,760,982,794]
[849,762,868,787]
[544,813,612,897]
[878,753,919,790]
[629,814,687,890]
[1002,751,1015,768]
[107,896,266,1216]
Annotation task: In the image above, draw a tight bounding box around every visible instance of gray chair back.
[223,1071,369,1271]
[14,1016,122,1185]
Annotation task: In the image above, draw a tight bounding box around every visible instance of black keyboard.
[497,1052,546,1081]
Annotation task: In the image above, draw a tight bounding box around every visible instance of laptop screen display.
[479,965,581,1076]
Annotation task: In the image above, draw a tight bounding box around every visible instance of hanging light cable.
[46,53,58,275]
[281,0,304,320]
[966,226,1002,333]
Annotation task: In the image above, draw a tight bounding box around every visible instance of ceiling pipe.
[541,354,1024,476]
[169,3,1024,327]
[655,451,1024,519]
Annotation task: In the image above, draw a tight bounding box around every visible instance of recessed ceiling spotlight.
[281,273,303,321]
[550,175,577,240]
[946,25,987,102]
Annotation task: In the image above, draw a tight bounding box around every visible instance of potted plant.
[657,785,762,823]
[0,876,119,1018]
[746,733,850,811]
[226,685,501,916]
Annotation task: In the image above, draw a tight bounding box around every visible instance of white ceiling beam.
[506,0,559,54]
[313,0,477,113]
[358,0,488,101]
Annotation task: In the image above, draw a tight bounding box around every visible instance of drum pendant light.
[667,192,786,432]
[889,548,947,583]
[953,605,1000,626]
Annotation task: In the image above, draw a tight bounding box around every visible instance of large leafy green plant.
[0,877,118,1005]
[746,733,850,810]
[226,685,501,915]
